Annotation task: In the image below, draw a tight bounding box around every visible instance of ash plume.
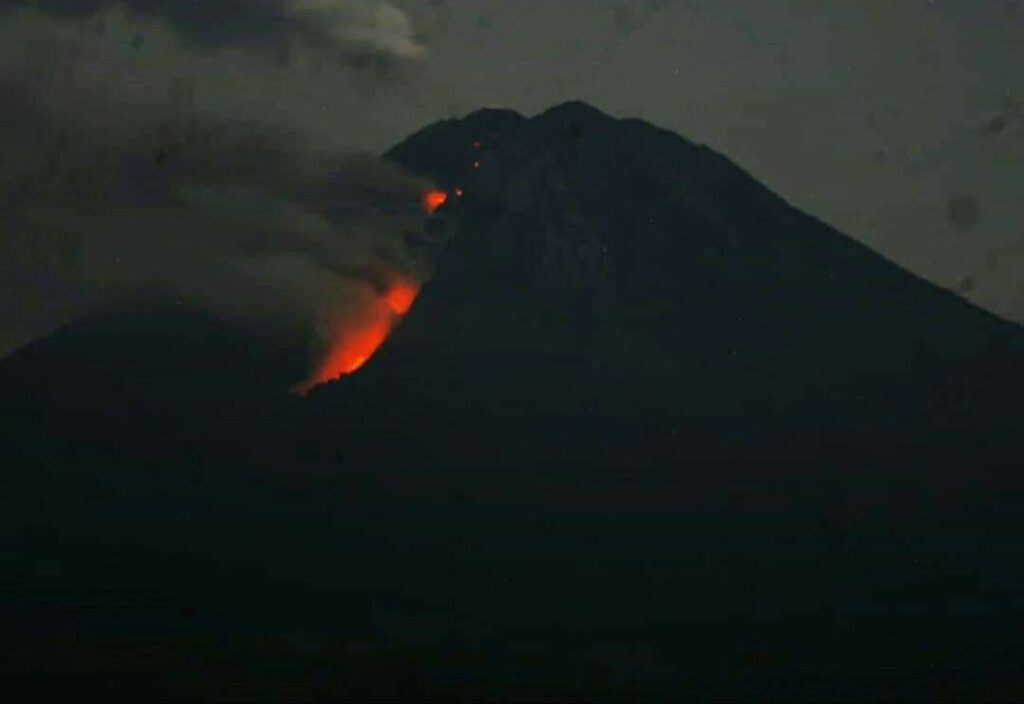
[0,3,439,382]
[1,0,428,69]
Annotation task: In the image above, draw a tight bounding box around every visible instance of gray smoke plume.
[0,3,440,382]
[1,1,428,67]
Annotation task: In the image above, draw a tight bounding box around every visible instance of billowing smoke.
[0,2,441,391]
[1,0,428,66]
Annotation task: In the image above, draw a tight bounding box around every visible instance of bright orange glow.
[384,280,418,315]
[292,310,391,396]
[292,279,421,396]
[422,189,448,214]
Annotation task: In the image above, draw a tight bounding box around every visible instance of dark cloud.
[0,5,439,363]
[3,90,434,332]
[2,0,428,71]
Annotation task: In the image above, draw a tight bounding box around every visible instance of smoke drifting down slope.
[292,275,420,396]
[0,2,443,389]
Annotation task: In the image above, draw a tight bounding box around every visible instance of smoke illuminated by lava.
[291,277,420,396]
[291,187,457,396]
[289,185,466,396]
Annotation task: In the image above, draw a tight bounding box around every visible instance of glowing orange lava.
[384,280,418,315]
[292,279,421,396]
[422,189,448,214]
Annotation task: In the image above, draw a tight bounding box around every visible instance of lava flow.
[422,187,464,215]
[384,280,417,315]
[422,189,448,214]
[291,188,452,396]
[292,278,420,397]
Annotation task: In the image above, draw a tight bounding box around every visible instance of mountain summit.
[318,100,1023,458]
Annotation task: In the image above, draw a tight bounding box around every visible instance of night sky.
[2,0,1023,360]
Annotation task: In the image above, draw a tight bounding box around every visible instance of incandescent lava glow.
[293,189,433,396]
[291,278,421,397]
[422,189,448,214]
[384,280,418,315]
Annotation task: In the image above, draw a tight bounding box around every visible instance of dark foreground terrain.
[2,102,1023,700]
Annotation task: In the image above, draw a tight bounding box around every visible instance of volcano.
[320,100,1024,460]
[3,102,1023,700]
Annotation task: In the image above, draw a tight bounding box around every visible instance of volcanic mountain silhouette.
[317,100,1023,461]
[2,102,1024,700]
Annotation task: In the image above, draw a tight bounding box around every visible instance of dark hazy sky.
[3,0,1022,335]
[417,1,1024,323]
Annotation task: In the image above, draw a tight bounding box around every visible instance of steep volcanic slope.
[317,100,1023,458]
[2,102,1024,700]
